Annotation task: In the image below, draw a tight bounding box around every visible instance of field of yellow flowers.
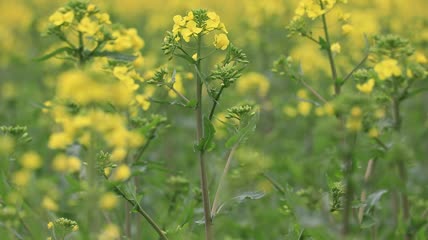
[1,0,427,239]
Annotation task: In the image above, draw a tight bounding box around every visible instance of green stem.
[111,184,169,240]
[319,0,339,95]
[195,34,213,240]
[211,144,238,217]
[342,133,357,237]
[392,97,411,239]
[208,86,225,121]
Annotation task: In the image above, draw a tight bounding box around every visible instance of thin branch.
[211,144,238,217]
[342,35,370,84]
[167,85,190,104]
[299,78,328,104]
[111,184,169,240]
[208,86,225,121]
[262,172,286,195]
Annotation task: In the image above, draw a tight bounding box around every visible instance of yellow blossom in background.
[214,33,229,50]
[356,78,375,94]
[99,192,118,210]
[375,109,385,119]
[0,136,14,154]
[47,222,54,229]
[112,164,131,181]
[111,148,127,162]
[368,128,379,138]
[12,170,31,187]
[52,154,81,173]
[323,103,335,116]
[331,42,341,54]
[342,24,353,34]
[48,132,73,149]
[315,107,325,116]
[283,106,297,118]
[350,106,362,117]
[20,151,42,170]
[297,89,309,99]
[298,101,312,116]
[42,196,59,211]
[414,52,427,64]
[346,118,362,132]
[347,106,363,132]
[236,72,270,97]
[374,59,402,80]
[98,224,120,240]
[192,53,198,61]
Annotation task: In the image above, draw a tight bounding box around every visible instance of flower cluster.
[45,1,144,65]
[162,9,230,59]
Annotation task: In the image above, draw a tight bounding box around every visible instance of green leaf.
[225,111,259,148]
[92,51,137,61]
[365,189,388,214]
[318,37,328,51]
[34,47,73,61]
[196,116,216,152]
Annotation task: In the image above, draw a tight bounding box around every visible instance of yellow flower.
[20,151,42,170]
[111,148,127,162]
[52,154,81,173]
[42,196,59,211]
[236,72,270,97]
[47,221,54,229]
[99,192,118,210]
[414,52,427,64]
[206,11,220,31]
[0,136,14,155]
[49,11,74,26]
[213,33,229,50]
[112,164,131,181]
[341,24,353,34]
[48,132,73,149]
[298,101,312,116]
[98,224,120,240]
[323,103,335,116]
[72,225,79,231]
[192,53,198,61]
[13,170,31,187]
[368,128,379,138]
[350,106,362,117]
[297,89,308,99]
[67,156,81,173]
[87,4,96,12]
[356,78,375,94]
[346,118,362,132]
[96,13,111,24]
[374,59,401,80]
[315,107,325,116]
[331,42,341,54]
[283,106,297,118]
[77,17,99,36]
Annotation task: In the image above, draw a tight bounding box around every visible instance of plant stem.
[208,86,225,120]
[195,34,213,240]
[319,0,339,95]
[111,184,169,240]
[342,133,357,237]
[392,97,411,239]
[211,144,238,217]
[358,158,376,223]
